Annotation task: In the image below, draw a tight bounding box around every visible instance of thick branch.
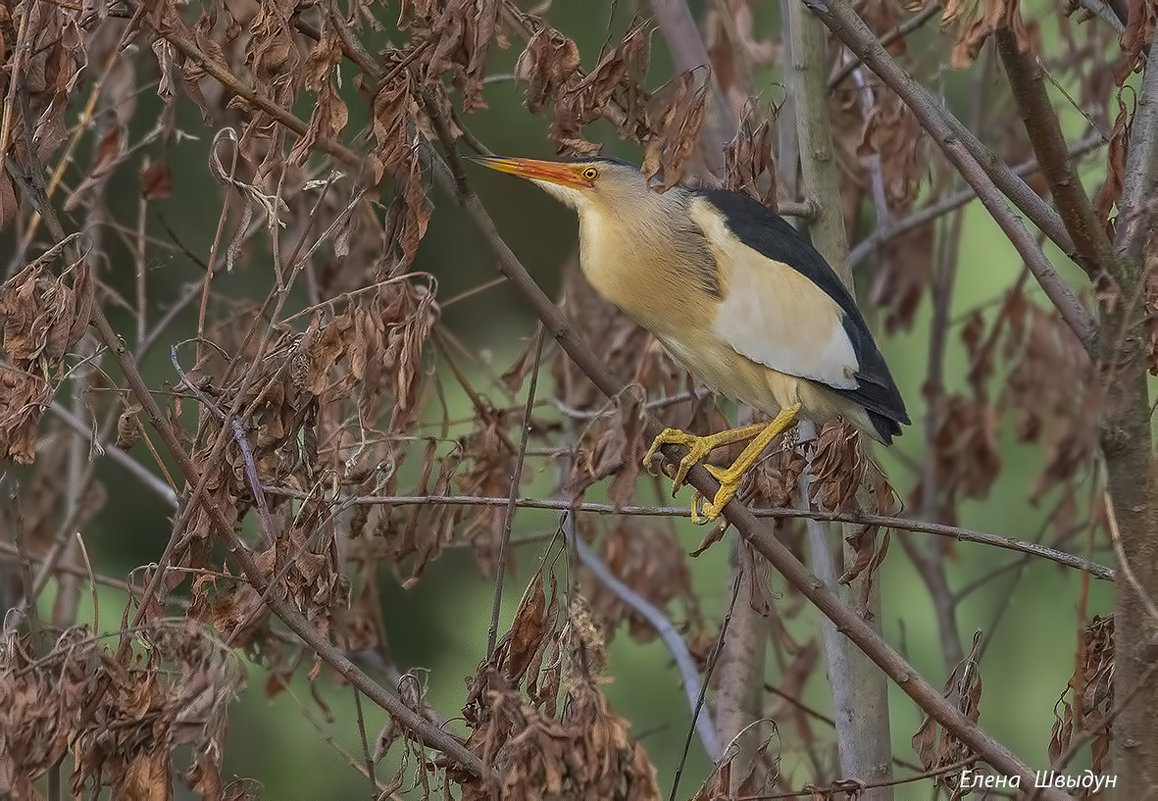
[996,29,1115,279]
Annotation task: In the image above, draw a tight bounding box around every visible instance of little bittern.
[474,156,909,522]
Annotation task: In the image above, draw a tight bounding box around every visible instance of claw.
[643,427,721,495]
[644,406,800,522]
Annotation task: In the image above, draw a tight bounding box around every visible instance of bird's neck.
[574,195,719,337]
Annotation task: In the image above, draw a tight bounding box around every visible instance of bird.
[473,155,909,522]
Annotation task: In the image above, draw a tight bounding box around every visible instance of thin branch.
[487,324,544,659]
[828,3,942,88]
[849,134,1106,267]
[256,489,1114,576]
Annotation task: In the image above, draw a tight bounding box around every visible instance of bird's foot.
[643,424,767,495]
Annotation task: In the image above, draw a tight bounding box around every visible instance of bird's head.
[471,155,653,216]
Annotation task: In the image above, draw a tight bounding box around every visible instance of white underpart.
[690,199,860,390]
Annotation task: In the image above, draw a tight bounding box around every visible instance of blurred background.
[3,0,1132,797]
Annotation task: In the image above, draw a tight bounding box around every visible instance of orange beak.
[470,156,593,189]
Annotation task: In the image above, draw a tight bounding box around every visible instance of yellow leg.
[644,422,768,495]
[693,403,801,524]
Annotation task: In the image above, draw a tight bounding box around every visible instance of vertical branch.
[1105,38,1158,799]
[714,536,767,782]
[786,1,893,796]
[786,0,848,277]
[487,324,544,658]
[1114,41,1158,265]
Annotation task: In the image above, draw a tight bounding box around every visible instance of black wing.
[698,189,910,443]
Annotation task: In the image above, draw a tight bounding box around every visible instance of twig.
[486,324,544,659]
[259,490,1116,579]
[738,756,978,800]
[828,3,942,88]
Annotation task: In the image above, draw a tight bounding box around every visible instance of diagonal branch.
[802,0,1097,352]
[995,29,1116,279]
[88,304,488,778]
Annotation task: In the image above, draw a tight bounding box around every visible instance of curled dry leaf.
[0,254,92,463]
[568,386,647,506]
[724,100,779,209]
[287,30,348,165]
[934,0,1035,68]
[515,24,652,154]
[457,407,516,575]
[1093,92,1131,237]
[911,631,985,798]
[642,68,708,191]
[1115,0,1157,82]
[400,0,500,111]
[1049,616,1113,772]
[0,622,242,799]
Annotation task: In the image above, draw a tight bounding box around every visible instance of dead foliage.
[0,622,242,799]
[0,249,92,463]
[452,571,661,800]
[912,632,985,799]
[934,0,1036,68]
[1050,616,1114,772]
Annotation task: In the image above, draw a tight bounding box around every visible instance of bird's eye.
[582,166,599,181]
